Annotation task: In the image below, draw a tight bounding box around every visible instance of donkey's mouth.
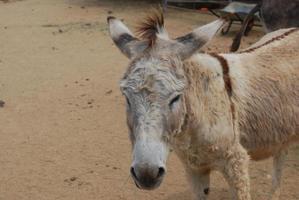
[134,180,141,189]
[131,169,165,190]
[133,178,163,190]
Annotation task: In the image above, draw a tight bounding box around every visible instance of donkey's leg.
[221,145,251,200]
[186,167,211,200]
[269,149,288,200]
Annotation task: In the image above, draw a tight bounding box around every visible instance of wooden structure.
[163,1,261,35]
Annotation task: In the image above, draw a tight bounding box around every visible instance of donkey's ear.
[107,16,148,59]
[174,19,225,60]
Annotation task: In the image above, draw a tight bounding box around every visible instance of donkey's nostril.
[157,167,165,178]
[130,167,137,179]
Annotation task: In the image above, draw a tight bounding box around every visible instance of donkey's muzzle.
[130,165,165,190]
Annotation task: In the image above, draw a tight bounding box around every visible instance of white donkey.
[107,10,299,200]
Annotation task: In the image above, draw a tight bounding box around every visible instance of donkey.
[107,10,299,200]
[231,0,299,52]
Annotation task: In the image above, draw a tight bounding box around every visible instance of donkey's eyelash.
[169,95,181,107]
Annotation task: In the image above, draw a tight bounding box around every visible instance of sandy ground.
[0,0,298,200]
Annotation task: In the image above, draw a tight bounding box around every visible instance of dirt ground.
[0,0,298,200]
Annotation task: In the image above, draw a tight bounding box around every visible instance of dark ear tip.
[107,16,116,23]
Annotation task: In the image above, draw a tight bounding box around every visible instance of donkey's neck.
[180,53,235,142]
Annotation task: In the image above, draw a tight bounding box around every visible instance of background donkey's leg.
[221,144,251,200]
[269,149,288,200]
[186,167,211,200]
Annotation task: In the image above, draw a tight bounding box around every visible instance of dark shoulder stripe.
[239,28,299,54]
[209,53,236,122]
[209,53,232,97]
[209,53,236,129]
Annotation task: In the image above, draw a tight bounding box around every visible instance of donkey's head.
[108,10,224,190]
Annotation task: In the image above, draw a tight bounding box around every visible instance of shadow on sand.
[163,188,229,200]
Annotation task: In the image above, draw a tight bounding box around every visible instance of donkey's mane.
[136,9,165,46]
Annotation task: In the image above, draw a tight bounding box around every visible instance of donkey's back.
[226,28,299,160]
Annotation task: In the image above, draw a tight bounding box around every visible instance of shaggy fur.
[175,28,299,199]
[108,10,299,200]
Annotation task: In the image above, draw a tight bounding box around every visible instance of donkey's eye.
[169,95,181,108]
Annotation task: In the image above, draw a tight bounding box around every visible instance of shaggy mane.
[136,8,165,46]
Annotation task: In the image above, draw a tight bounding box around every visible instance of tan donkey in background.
[107,10,299,200]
